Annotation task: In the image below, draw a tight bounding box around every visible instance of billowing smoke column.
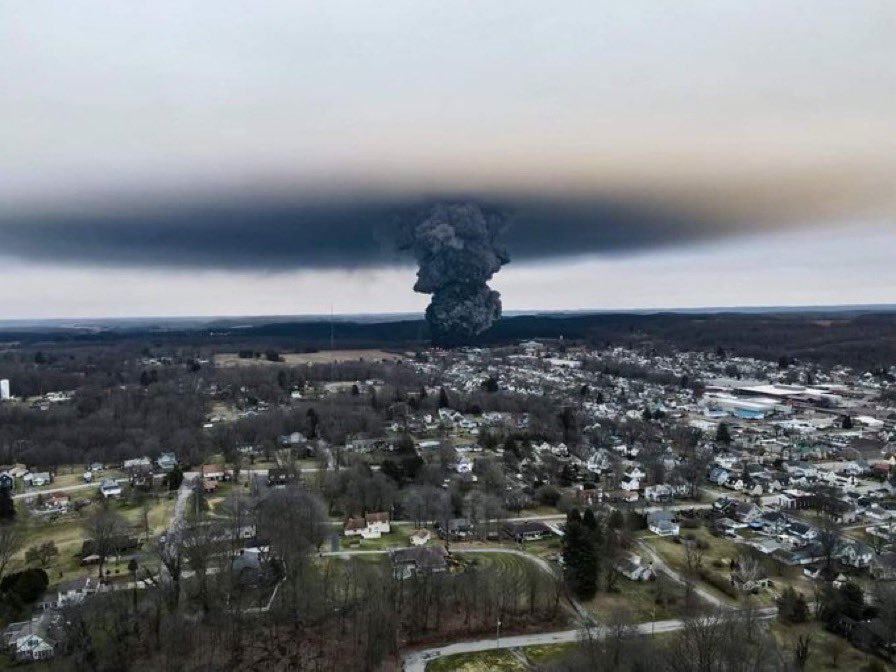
[400,203,509,346]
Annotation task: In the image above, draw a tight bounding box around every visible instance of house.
[202,480,218,494]
[267,467,299,487]
[123,457,151,471]
[80,535,140,564]
[3,615,56,662]
[455,457,474,474]
[201,464,225,481]
[391,546,449,579]
[733,502,762,524]
[344,512,390,539]
[709,468,730,487]
[788,521,818,543]
[156,452,177,471]
[502,520,551,543]
[586,449,612,474]
[836,539,874,569]
[619,474,641,491]
[644,484,674,503]
[436,518,475,540]
[27,472,51,487]
[8,630,54,662]
[54,576,96,607]
[99,478,122,499]
[615,555,654,581]
[647,511,679,537]
[410,529,431,546]
[46,493,71,511]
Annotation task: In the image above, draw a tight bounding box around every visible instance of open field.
[214,349,404,367]
[12,493,176,586]
[584,575,692,622]
[640,527,811,606]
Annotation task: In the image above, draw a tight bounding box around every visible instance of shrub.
[0,568,49,604]
[699,570,739,600]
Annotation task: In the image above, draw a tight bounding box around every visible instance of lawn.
[453,552,542,583]
[426,650,526,672]
[640,526,811,605]
[338,530,423,551]
[13,494,176,586]
[771,622,895,672]
[522,642,577,664]
[583,576,692,622]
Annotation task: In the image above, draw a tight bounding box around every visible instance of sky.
[1,1,894,318]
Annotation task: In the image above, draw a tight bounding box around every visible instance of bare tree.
[0,523,24,583]
[84,504,127,581]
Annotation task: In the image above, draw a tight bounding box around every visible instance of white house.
[644,484,674,503]
[344,512,391,539]
[99,479,122,498]
[455,457,473,474]
[615,555,654,581]
[410,529,431,546]
[26,472,51,487]
[647,511,679,537]
[12,632,54,662]
[55,576,96,607]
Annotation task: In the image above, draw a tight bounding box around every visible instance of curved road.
[403,609,777,672]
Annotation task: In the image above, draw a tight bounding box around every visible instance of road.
[403,609,778,672]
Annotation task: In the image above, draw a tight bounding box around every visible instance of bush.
[0,568,49,604]
[536,486,562,507]
[699,570,739,600]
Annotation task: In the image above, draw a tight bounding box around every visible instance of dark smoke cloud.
[398,203,509,344]
[0,192,715,271]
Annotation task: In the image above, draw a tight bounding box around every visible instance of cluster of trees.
[42,471,562,672]
[562,508,629,600]
[549,609,808,672]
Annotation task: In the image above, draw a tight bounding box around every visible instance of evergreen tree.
[0,486,15,522]
[438,387,450,409]
[841,415,853,430]
[716,422,732,444]
[562,509,598,600]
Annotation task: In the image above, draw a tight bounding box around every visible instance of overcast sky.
[1,1,894,318]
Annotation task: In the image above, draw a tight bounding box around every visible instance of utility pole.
[496,617,502,649]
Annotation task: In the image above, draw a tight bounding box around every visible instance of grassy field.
[771,622,895,672]
[215,349,404,368]
[13,493,176,586]
[522,642,578,664]
[426,650,526,672]
[584,575,691,622]
[453,551,543,581]
[338,530,431,551]
[641,527,792,605]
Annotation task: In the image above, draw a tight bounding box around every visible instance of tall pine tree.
[562,509,598,600]
[0,486,15,522]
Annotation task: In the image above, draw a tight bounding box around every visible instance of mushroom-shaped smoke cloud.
[399,203,509,346]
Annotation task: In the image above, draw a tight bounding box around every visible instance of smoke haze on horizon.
[0,1,894,317]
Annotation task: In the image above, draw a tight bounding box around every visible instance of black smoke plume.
[399,203,509,346]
